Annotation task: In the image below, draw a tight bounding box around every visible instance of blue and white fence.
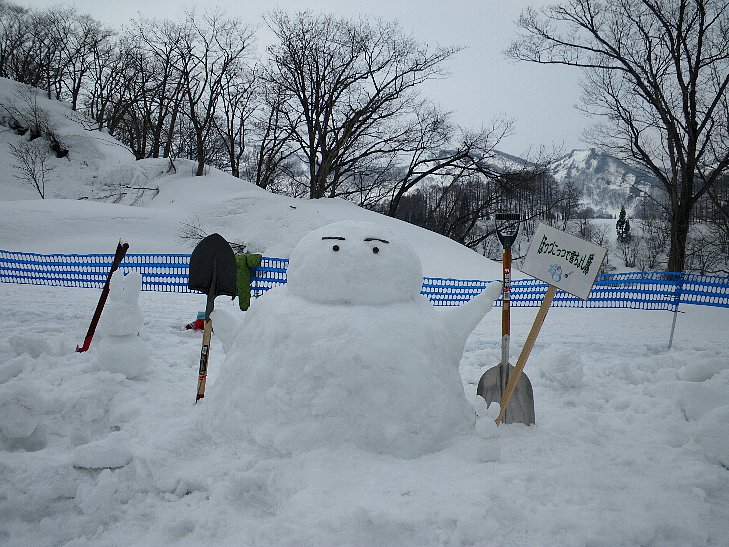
[2,249,729,310]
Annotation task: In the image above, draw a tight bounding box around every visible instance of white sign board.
[521,223,607,300]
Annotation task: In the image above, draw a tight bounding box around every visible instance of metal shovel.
[188,233,238,402]
[477,213,535,425]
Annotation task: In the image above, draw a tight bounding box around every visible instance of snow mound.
[695,406,729,468]
[536,347,585,389]
[0,382,44,439]
[0,78,135,201]
[73,431,133,469]
[678,357,727,382]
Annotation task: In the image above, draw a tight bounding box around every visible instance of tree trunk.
[388,187,409,217]
[163,103,179,159]
[195,148,206,176]
[667,200,692,273]
[195,127,206,176]
[309,158,319,198]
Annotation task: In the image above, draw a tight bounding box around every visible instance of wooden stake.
[496,285,556,425]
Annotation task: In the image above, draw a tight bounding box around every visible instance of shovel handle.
[196,318,213,401]
[496,285,556,425]
[502,247,511,338]
[76,241,129,352]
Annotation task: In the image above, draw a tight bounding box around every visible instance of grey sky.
[21,0,590,157]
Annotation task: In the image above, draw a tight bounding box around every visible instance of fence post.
[667,272,683,349]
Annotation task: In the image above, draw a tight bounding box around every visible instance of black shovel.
[188,233,237,402]
[477,213,535,425]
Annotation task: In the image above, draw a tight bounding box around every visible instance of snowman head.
[286,221,423,305]
[109,270,142,305]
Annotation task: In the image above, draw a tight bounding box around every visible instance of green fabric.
[236,253,262,311]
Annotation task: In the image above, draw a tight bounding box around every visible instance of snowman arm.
[443,281,502,340]
[209,309,242,354]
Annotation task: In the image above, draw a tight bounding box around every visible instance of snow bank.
[1,283,728,546]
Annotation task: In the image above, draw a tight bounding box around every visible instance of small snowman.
[96,270,149,379]
[469,392,501,462]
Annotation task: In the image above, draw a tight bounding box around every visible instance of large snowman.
[207,220,501,458]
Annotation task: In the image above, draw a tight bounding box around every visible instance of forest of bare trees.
[0,1,567,251]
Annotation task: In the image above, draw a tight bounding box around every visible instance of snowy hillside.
[550,148,660,217]
[0,78,135,201]
[0,78,501,280]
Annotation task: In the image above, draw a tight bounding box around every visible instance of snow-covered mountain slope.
[0,78,501,280]
[550,148,660,217]
[0,78,135,201]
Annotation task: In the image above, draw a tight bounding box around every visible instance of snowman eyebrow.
[322,236,346,241]
[364,237,389,244]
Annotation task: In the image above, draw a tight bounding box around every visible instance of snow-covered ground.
[2,282,728,545]
[1,79,728,546]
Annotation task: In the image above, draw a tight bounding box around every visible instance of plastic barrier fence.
[2,249,729,310]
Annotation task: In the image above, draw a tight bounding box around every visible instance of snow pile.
[0,382,44,441]
[535,347,585,389]
[207,221,502,458]
[72,431,134,470]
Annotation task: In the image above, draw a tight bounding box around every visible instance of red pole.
[76,240,129,352]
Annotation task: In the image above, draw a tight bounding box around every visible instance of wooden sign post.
[495,224,607,425]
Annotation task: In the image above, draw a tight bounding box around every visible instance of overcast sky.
[21,0,591,158]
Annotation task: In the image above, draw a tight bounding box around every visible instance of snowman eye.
[322,236,345,252]
[364,237,388,254]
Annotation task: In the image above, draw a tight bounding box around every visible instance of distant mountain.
[488,150,534,173]
[549,148,660,218]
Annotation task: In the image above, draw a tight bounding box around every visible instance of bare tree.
[0,1,29,79]
[264,10,461,199]
[85,36,140,134]
[684,224,728,273]
[245,80,298,190]
[30,7,67,100]
[213,61,257,177]
[131,17,188,159]
[557,180,582,230]
[174,10,254,176]
[9,139,54,198]
[703,175,729,271]
[385,113,514,216]
[56,10,111,110]
[508,0,729,272]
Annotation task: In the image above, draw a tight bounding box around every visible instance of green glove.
[236,253,262,311]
